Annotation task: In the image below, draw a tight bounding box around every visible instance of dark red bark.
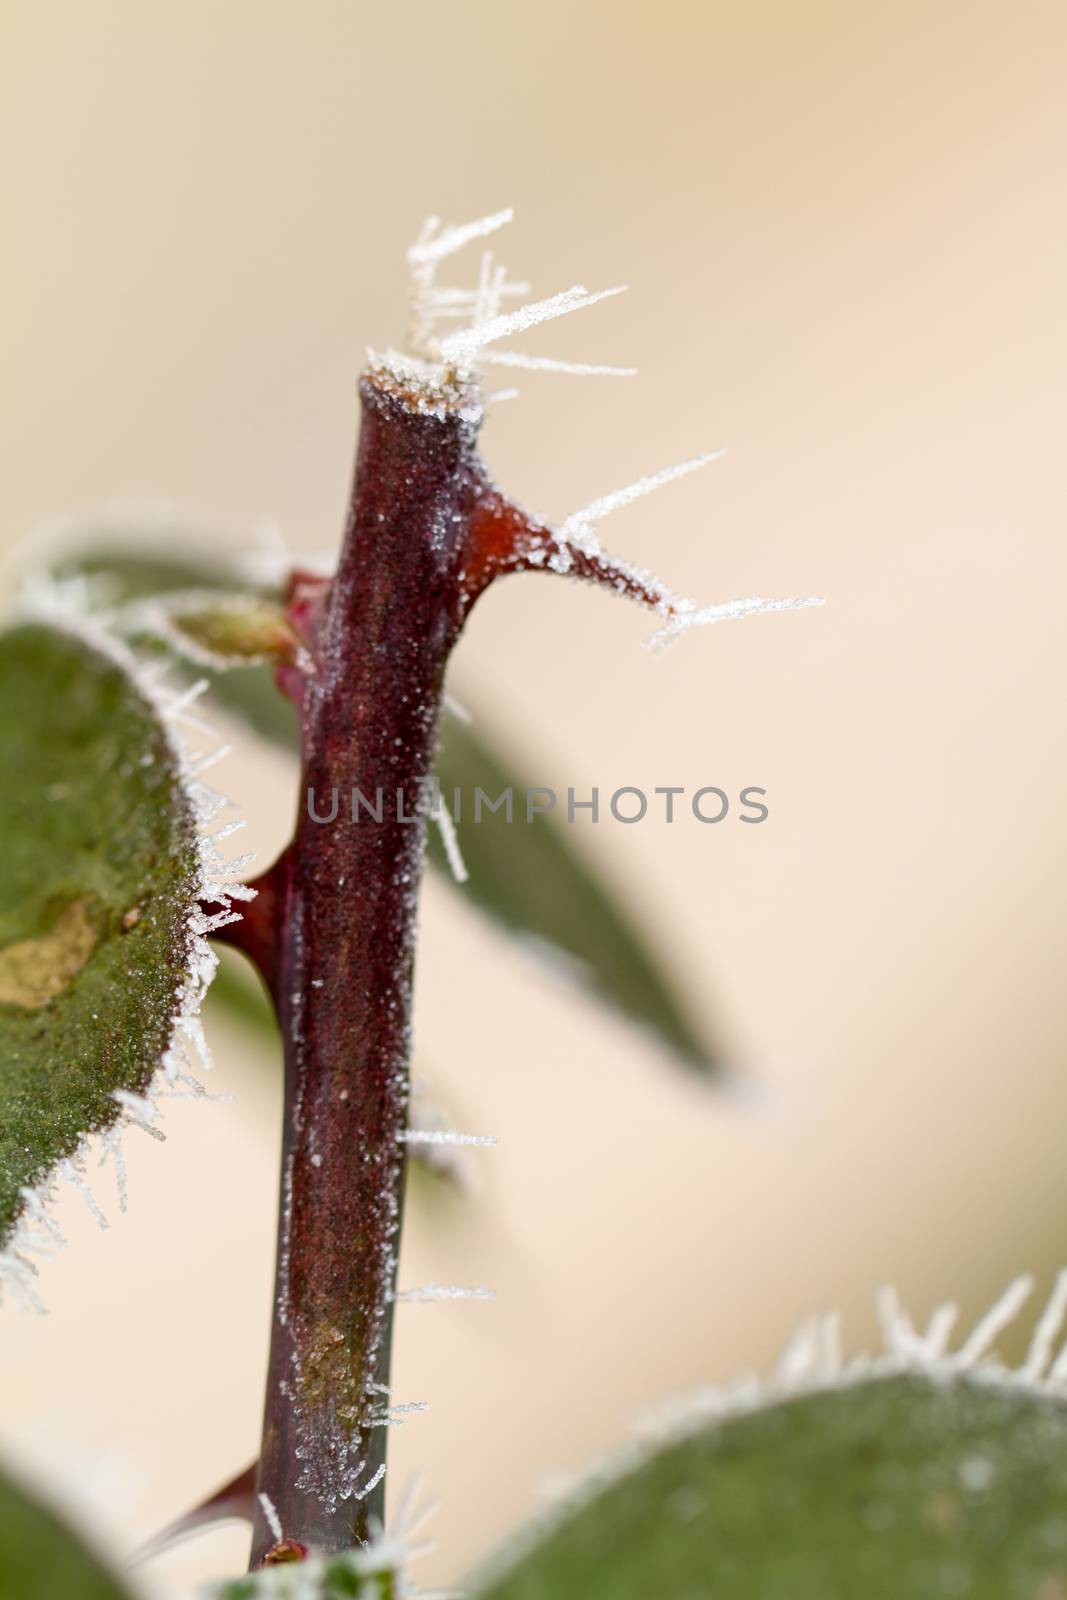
[250,371,488,1562]
[247,363,685,1565]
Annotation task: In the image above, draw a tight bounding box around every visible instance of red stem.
[249,371,487,1562]
[247,363,681,1565]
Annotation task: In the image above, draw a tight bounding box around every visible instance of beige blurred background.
[3,0,1067,1592]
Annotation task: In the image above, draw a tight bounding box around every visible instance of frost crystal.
[559,451,728,540]
[258,1492,283,1543]
[400,1129,497,1148]
[439,283,627,365]
[432,795,468,885]
[395,1284,496,1303]
[398,208,634,383]
[373,209,824,651]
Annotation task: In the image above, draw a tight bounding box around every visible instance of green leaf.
[211,1548,394,1598]
[0,1454,136,1599]
[206,946,278,1039]
[474,1370,1067,1600]
[51,544,256,604]
[49,545,719,1074]
[0,622,203,1295]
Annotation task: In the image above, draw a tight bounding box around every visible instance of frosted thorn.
[1023,1269,1067,1379]
[956,1275,1035,1367]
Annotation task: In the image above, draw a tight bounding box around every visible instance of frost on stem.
[369,207,824,645]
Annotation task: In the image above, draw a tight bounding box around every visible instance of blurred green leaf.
[211,1547,394,1598]
[474,1373,1067,1600]
[0,623,200,1263]
[0,1456,135,1600]
[205,947,278,1038]
[50,546,720,1075]
[429,714,716,1072]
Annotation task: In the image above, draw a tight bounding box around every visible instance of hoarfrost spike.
[407,209,514,269]
[1024,1269,1067,1378]
[479,350,636,376]
[955,1275,1034,1367]
[560,451,727,538]
[440,283,627,364]
[395,1284,496,1303]
[400,1130,497,1148]
[433,797,468,884]
[921,1301,959,1359]
[258,1493,283,1543]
